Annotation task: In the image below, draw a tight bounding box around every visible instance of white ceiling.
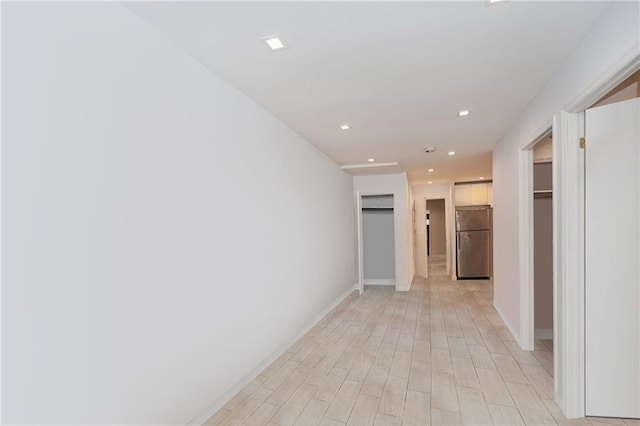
[126,1,611,185]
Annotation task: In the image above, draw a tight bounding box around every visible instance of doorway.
[361,195,395,287]
[426,199,446,258]
[508,49,640,419]
[533,134,553,343]
[413,191,454,280]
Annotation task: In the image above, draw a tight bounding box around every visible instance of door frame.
[518,131,548,352]
[413,189,454,280]
[517,46,640,418]
[356,190,364,295]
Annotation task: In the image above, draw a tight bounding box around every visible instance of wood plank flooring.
[206,256,637,425]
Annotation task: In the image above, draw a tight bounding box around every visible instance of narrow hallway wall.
[2,3,356,423]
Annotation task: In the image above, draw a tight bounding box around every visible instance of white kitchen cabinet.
[455,182,493,206]
[470,183,488,205]
[454,185,471,206]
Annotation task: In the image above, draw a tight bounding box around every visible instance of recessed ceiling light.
[485,0,509,6]
[340,124,351,130]
[448,151,456,156]
[479,177,485,180]
[458,110,470,117]
[263,36,286,50]
[368,158,375,163]
[428,181,433,184]
[428,168,434,173]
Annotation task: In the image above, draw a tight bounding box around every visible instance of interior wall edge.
[493,299,522,347]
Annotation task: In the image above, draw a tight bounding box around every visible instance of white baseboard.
[535,328,553,339]
[364,279,395,286]
[493,300,521,347]
[188,283,358,425]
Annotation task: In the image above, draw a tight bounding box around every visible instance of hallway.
[209,257,630,425]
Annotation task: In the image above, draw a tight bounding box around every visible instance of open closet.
[533,134,553,341]
[361,195,395,286]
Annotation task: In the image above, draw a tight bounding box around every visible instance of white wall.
[354,173,411,291]
[412,183,451,203]
[492,1,640,343]
[413,198,427,277]
[1,3,356,424]
[407,183,415,286]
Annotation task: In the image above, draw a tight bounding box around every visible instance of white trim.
[188,284,358,425]
[448,181,457,280]
[447,182,456,280]
[0,3,3,421]
[356,191,364,295]
[535,328,554,340]
[565,40,640,113]
[364,279,395,286]
[553,111,585,419]
[519,129,553,352]
[577,112,586,418]
[519,148,535,351]
[493,300,521,347]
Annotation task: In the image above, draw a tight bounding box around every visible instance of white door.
[585,97,640,418]
[356,191,364,295]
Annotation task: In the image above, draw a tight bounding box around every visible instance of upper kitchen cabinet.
[454,184,471,206]
[455,182,493,206]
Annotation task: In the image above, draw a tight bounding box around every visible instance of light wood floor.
[207,256,638,425]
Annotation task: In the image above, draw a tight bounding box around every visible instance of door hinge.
[579,137,586,149]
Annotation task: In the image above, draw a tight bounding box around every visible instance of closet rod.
[362,207,394,212]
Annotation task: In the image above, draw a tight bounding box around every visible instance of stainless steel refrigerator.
[456,206,492,279]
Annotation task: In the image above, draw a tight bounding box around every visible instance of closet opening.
[532,132,554,365]
[426,199,446,259]
[361,195,395,287]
